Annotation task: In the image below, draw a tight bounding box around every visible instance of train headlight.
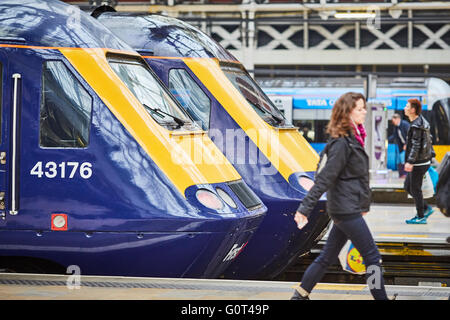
[196,189,224,210]
[298,175,315,191]
[216,187,237,209]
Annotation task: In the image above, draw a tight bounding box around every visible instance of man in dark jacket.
[389,113,410,177]
[403,98,434,224]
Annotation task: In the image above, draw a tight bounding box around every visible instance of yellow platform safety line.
[179,58,320,181]
[292,283,367,291]
[378,234,428,238]
[375,234,434,256]
[60,48,241,196]
[379,247,432,256]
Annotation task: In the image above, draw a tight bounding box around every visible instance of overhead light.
[334,12,377,19]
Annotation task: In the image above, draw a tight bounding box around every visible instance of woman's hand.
[361,211,368,216]
[294,211,308,230]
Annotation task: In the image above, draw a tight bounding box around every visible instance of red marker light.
[196,189,224,210]
[299,176,315,191]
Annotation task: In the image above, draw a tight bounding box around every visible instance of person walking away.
[291,92,389,300]
[389,113,410,178]
[403,99,434,224]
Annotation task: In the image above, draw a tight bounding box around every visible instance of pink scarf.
[351,123,366,147]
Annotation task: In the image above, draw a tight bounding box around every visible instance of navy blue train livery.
[96,11,331,280]
[0,0,267,277]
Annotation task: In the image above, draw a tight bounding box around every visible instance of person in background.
[403,99,434,224]
[291,92,389,300]
[389,113,410,178]
[301,124,313,143]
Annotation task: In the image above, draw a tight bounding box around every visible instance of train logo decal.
[223,242,248,262]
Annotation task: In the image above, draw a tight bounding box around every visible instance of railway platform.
[0,204,448,301]
[279,203,450,288]
[336,203,450,245]
[0,273,449,300]
[370,175,439,204]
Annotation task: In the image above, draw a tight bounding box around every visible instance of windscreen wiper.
[143,103,186,128]
[245,98,284,125]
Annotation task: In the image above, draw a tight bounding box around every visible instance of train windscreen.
[220,62,288,128]
[430,98,450,145]
[108,55,197,131]
[168,69,211,130]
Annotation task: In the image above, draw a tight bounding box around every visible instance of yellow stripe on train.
[434,145,450,163]
[61,48,241,195]
[182,58,319,181]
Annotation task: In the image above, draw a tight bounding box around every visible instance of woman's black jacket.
[297,134,371,219]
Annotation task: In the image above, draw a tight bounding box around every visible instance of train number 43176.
[30,161,93,179]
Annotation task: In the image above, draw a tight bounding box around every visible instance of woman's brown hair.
[326,92,366,138]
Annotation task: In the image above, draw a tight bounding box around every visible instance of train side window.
[40,61,92,148]
[168,69,211,130]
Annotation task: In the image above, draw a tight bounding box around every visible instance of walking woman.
[292,92,389,300]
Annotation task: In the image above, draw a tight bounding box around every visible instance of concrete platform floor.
[0,273,449,300]
[0,204,448,301]
[322,203,450,244]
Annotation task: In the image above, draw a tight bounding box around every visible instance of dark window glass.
[108,55,198,131]
[40,61,92,148]
[169,69,211,130]
[293,119,329,143]
[429,99,450,145]
[220,62,289,128]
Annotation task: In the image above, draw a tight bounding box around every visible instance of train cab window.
[220,62,288,128]
[168,69,211,130]
[40,61,92,148]
[107,55,197,131]
[430,99,450,145]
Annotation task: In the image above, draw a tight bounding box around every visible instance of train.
[0,0,268,278]
[258,76,450,168]
[95,9,331,280]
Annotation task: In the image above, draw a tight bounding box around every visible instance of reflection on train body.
[97,11,331,280]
